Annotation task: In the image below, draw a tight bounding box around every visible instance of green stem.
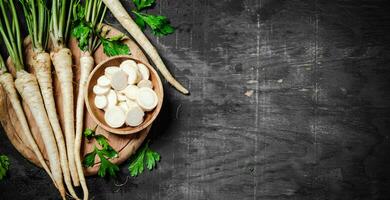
[0,55,5,72]
[0,0,24,71]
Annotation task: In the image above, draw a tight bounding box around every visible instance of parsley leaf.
[100,35,130,57]
[97,151,120,177]
[0,155,10,180]
[128,142,160,177]
[72,21,92,51]
[145,148,160,170]
[132,0,155,11]
[83,149,97,168]
[132,11,175,36]
[83,129,119,177]
[83,128,95,140]
[71,2,92,51]
[128,145,146,177]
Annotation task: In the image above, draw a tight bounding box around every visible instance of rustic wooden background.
[1,0,390,199]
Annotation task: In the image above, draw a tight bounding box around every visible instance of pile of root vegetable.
[0,0,187,199]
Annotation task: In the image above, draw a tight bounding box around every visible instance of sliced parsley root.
[83,129,120,178]
[128,141,160,177]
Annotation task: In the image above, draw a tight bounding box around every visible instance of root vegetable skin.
[14,70,66,198]
[0,72,56,185]
[51,48,80,187]
[32,52,79,199]
[74,54,94,200]
[102,0,189,94]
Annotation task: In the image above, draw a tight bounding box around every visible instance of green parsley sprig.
[71,0,130,56]
[83,128,120,177]
[0,155,10,180]
[131,0,175,36]
[128,141,160,177]
[99,34,130,57]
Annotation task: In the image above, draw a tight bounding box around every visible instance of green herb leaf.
[83,148,97,167]
[72,21,92,51]
[95,135,110,149]
[134,15,146,31]
[0,155,10,180]
[128,146,145,177]
[132,11,175,36]
[100,35,130,57]
[83,129,119,177]
[100,146,119,159]
[95,135,118,159]
[132,0,155,11]
[128,142,160,176]
[145,148,160,170]
[84,128,95,140]
[97,151,120,177]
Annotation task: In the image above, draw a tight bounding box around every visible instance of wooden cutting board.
[0,25,152,176]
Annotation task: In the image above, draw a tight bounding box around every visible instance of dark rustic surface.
[1,0,390,199]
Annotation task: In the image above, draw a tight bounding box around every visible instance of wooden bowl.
[85,55,164,135]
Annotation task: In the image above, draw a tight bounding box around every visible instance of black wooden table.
[1,0,390,199]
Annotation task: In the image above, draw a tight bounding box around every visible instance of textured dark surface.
[1,0,390,199]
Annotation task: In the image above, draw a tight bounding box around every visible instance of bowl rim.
[85,55,164,135]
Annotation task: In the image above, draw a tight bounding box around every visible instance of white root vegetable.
[111,70,128,91]
[105,66,120,79]
[125,105,145,127]
[93,85,110,95]
[136,87,158,111]
[120,85,139,100]
[74,54,93,200]
[105,106,126,128]
[97,75,111,87]
[95,95,108,109]
[51,48,80,186]
[126,98,138,108]
[14,70,66,198]
[102,0,189,94]
[137,63,150,81]
[118,101,128,112]
[0,72,56,185]
[32,52,79,199]
[120,60,138,71]
[121,64,140,85]
[117,92,127,102]
[107,90,118,108]
[137,79,153,89]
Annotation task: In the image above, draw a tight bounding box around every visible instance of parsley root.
[50,0,80,188]
[20,0,78,197]
[1,1,66,198]
[102,0,189,94]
